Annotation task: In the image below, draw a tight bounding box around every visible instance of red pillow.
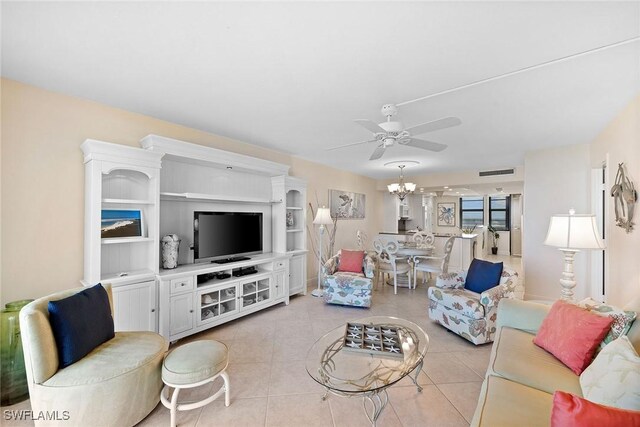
[338,250,365,274]
[533,300,612,375]
[551,391,640,427]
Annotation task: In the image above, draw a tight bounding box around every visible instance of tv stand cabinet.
[82,135,308,339]
[158,253,290,341]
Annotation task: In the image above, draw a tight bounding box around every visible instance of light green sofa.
[20,284,169,426]
[471,298,640,426]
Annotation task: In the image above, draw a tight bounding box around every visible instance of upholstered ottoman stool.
[161,340,230,427]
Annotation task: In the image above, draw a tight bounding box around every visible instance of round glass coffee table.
[306,316,429,426]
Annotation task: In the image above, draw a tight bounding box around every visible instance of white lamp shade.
[387,183,399,193]
[405,182,417,192]
[313,207,333,225]
[544,213,605,250]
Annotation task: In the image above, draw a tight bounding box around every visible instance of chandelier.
[387,165,416,201]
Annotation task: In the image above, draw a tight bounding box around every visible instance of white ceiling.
[2,2,639,179]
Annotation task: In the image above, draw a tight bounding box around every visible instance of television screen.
[194,212,263,262]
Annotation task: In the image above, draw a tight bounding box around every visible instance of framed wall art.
[437,202,456,227]
[101,209,144,238]
[329,189,365,219]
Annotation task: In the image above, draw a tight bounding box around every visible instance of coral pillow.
[533,300,613,375]
[551,391,640,427]
[338,250,365,274]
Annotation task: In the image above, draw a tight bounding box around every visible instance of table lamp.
[544,209,605,301]
[312,206,333,297]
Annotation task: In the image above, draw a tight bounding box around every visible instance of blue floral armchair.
[427,268,523,344]
[322,251,375,308]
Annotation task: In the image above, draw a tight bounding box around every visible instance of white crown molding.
[140,134,290,177]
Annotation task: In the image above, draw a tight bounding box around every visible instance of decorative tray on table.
[342,322,404,358]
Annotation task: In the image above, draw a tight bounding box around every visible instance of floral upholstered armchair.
[427,268,523,344]
[323,250,376,308]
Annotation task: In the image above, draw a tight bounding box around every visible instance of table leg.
[410,360,424,392]
[362,389,389,426]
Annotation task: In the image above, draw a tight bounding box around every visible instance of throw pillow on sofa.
[580,336,640,411]
[550,391,640,427]
[464,259,503,293]
[577,297,637,350]
[48,283,115,368]
[338,250,365,274]
[533,300,613,375]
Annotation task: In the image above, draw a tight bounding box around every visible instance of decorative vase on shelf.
[1,299,33,406]
[161,234,181,269]
[286,211,294,228]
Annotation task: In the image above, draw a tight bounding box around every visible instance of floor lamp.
[312,206,332,297]
[544,209,605,301]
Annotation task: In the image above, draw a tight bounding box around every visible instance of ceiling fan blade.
[369,145,386,160]
[403,138,448,152]
[354,119,386,134]
[404,117,461,136]
[326,138,377,151]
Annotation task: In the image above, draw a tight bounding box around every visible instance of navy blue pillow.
[464,259,504,294]
[48,284,114,369]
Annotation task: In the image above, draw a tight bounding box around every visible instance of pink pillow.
[551,391,640,427]
[533,300,613,375]
[338,250,365,274]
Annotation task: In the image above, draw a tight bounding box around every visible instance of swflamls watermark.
[3,410,70,421]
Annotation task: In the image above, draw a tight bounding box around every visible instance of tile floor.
[142,279,491,427]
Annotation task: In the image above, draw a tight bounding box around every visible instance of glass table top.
[305,316,429,394]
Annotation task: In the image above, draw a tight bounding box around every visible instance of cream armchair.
[20,284,168,426]
[427,268,523,345]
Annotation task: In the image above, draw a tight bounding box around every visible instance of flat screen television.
[194,211,263,263]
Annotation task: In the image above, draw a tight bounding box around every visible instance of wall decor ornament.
[286,211,294,227]
[611,163,637,233]
[437,202,456,227]
[329,189,366,219]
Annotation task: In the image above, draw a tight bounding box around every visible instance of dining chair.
[373,238,412,295]
[412,231,435,249]
[413,236,456,288]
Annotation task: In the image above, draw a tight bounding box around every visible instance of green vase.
[1,299,33,406]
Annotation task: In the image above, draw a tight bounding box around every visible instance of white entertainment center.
[81,135,307,341]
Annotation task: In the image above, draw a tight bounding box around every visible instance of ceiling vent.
[479,168,515,177]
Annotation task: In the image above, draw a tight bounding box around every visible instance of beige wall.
[289,157,382,285]
[523,143,592,301]
[590,95,640,307]
[1,79,381,304]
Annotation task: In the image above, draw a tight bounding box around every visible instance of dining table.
[385,243,434,288]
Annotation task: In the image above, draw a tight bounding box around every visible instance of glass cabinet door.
[240,277,270,310]
[198,285,237,325]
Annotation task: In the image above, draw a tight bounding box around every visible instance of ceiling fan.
[327,104,461,160]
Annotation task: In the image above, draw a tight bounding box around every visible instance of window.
[460,197,484,228]
[489,196,511,231]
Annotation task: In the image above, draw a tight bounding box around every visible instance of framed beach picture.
[101,209,144,238]
[437,203,456,227]
[329,189,365,219]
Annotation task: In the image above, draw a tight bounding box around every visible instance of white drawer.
[170,277,194,294]
[274,260,286,270]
